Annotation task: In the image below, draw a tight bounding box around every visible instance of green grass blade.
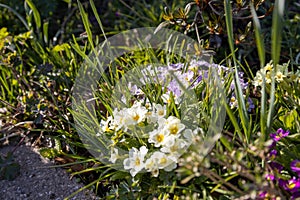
[250,3,267,141]
[25,0,41,29]
[43,21,49,44]
[225,103,246,145]
[224,0,249,142]
[77,1,94,49]
[89,0,107,41]
[267,0,285,132]
[250,4,265,67]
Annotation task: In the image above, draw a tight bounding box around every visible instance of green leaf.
[224,0,249,142]
[78,1,94,49]
[267,0,285,132]
[110,171,129,181]
[39,147,59,159]
[25,0,41,29]
[279,109,299,131]
[220,136,233,152]
[250,4,267,141]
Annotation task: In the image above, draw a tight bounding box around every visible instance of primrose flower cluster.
[259,128,300,199]
[100,100,197,177]
[253,61,300,87]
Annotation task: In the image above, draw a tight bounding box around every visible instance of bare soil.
[0,145,99,200]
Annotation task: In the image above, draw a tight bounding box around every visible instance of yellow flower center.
[135,158,141,166]
[158,110,164,116]
[133,114,140,121]
[160,157,167,165]
[169,124,179,135]
[288,182,296,189]
[156,134,164,143]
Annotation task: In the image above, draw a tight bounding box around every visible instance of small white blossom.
[125,102,148,126]
[123,146,148,177]
[151,151,177,171]
[163,116,185,136]
[113,108,127,131]
[145,152,177,176]
[148,128,171,147]
[153,103,166,119]
[100,116,114,133]
[275,71,286,82]
[160,137,187,159]
[109,148,119,164]
[145,156,159,177]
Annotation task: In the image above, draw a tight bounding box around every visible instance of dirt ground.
[0,145,99,200]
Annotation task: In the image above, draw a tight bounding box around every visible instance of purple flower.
[270,128,289,141]
[269,140,277,149]
[291,160,300,175]
[247,97,255,112]
[279,177,300,193]
[258,191,276,199]
[167,79,182,97]
[292,191,300,200]
[270,161,284,173]
[265,174,275,181]
[168,63,184,70]
[268,149,277,160]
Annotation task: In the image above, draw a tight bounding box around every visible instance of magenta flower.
[258,191,268,199]
[258,191,276,200]
[291,160,300,175]
[265,174,275,181]
[270,128,289,141]
[279,177,300,193]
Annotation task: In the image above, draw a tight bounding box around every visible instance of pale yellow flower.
[275,71,286,82]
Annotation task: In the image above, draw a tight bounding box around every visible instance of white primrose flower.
[145,156,159,177]
[275,71,286,82]
[264,62,273,72]
[112,108,127,131]
[229,96,238,109]
[152,151,177,171]
[146,103,166,124]
[265,72,272,84]
[123,146,148,177]
[145,110,158,124]
[162,116,185,137]
[145,151,177,177]
[148,128,172,147]
[125,102,148,126]
[253,69,264,87]
[99,116,114,133]
[109,147,119,164]
[160,136,188,159]
[153,103,166,119]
